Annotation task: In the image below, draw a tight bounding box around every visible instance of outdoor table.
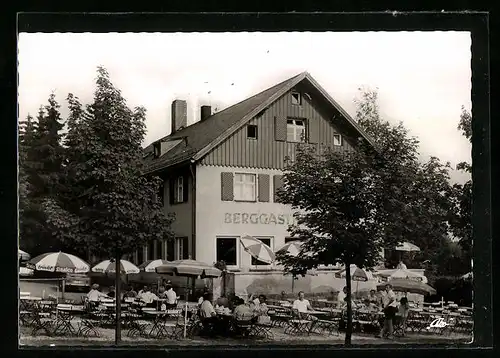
[285,319,312,335]
[20,296,42,310]
[142,310,174,338]
[53,305,84,336]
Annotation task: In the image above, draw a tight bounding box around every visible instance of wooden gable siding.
[200,88,356,169]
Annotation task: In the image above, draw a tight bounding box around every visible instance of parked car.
[63,273,91,292]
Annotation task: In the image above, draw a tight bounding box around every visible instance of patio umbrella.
[394,242,421,252]
[376,278,436,296]
[138,259,171,273]
[240,235,275,264]
[27,251,90,273]
[156,259,222,338]
[335,264,374,293]
[91,259,140,274]
[377,268,428,284]
[18,249,30,261]
[276,241,302,292]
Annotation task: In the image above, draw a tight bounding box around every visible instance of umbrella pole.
[184,277,189,339]
[115,254,122,345]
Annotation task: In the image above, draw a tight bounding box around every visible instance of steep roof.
[143,72,375,174]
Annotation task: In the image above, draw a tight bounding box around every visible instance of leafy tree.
[18,95,66,255]
[43,67,174,343]
[447,107,472,265]
[276,142,403,345]
[354,87,453,270]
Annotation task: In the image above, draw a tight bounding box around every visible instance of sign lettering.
[427,318,449,329]
[224,212,298,225]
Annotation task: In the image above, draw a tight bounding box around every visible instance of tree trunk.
[115,252,122,345]
[344,261,353,346]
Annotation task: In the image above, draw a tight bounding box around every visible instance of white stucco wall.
[196,164,297,268]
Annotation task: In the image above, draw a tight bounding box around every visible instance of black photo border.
[2,10,493,358]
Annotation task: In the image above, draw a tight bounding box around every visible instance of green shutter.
[221,172,234,201]
[258,174,270,202]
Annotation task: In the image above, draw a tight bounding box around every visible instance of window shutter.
[258,174,270,202]
[273,175,284,203]
[169,179,175,205]
[183,175,189,202]
[183,237,189,259]
[221,172,234,201]
[308,119,319,144]
[274,116,286,141]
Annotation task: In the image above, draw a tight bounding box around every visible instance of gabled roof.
[143,72,375,174]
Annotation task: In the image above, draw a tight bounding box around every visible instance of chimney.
[201,105,212,121]
[171,100,187,133]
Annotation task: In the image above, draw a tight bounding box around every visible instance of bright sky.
[18,32,472,183]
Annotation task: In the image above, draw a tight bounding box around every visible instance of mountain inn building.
[134,72,424,297]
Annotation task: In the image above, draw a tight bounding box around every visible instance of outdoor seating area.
[19,289,473,342]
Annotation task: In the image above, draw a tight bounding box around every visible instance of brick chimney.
[171,100,187,133]
[201,105,212,121]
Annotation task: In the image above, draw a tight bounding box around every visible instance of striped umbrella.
[335,264,373,282]
[138,259,171,273]
[156,259,221,278]
[395,242,421,252]
[379,268,427,283]
[377,279,436,296]
[276,241,302,256]
[240,235,275,264]
[18,249,30,261]
[27,251,90,273]
[92,259,140,274]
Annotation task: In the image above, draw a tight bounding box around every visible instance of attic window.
[247,125,258,139]
[333,134,342,146]
[291,92,302,105]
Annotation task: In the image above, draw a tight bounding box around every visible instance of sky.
[18,32,472,183]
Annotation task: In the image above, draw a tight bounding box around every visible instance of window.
[251,238,273,266]
[333,134,342,146]
[216,237,237,266]
[166,239,175,261]
[291,92,302,105]
[175,176,184,203]
[247,125,258,139]
[234,173,256,201]
[176,237,189,260]
[287,119,306,142]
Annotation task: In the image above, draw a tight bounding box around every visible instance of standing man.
[377,283,398,339]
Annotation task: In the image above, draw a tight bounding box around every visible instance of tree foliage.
[43,67,174,260]
[18,95,65,255]
[446,106,472,264]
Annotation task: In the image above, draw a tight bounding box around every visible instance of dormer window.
[247,125,258,139]
[333,134,342,146]
[153,143,161,158]
[291,92,302,105]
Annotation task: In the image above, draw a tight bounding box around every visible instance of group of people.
[86,282,179,309]
[336,283,409,339]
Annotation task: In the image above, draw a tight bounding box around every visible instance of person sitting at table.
[292,291,318,321]
[233,297,254,320]
[165,284,177,309]
[199,292,218,335]
[138,285,148,296]
[339,287,359,310]
[123,285,137,298]
[87,284,108,302]
[253,294,268,314]
[157,285,167,298]
[368,289,380,305]
[138,286,158,305]
[397,261,407,269]
[107,286,116,298]
[215,294,230,309]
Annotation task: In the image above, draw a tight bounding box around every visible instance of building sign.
[224,212,298,226]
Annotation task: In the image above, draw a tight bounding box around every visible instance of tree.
[447,106,472,268]
[18,95,66,255]
[275,142,405,345]
[354,87,453,270]
[44,67,174,343]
